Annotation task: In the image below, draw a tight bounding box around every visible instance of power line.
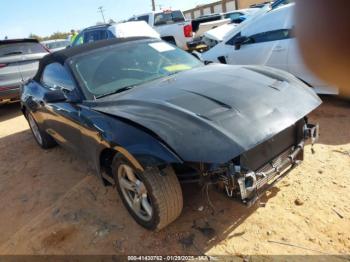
[98,6,106,23]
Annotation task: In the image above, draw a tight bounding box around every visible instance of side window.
[107,30,115,39]
[249,29,293,44]
[226,29,293,46]
[41,63,75,91]
[72,32,84,47]
[84,30,108,44]
[226,32,242,45]
[136,15,150,23]
[225,12,243,21]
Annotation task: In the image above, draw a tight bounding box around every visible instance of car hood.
[204,23,238,41]
[90,64,321,163]
[195,19,231,38]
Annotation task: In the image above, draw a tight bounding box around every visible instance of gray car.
[0,39,48,102]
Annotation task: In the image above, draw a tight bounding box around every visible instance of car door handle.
[273,45,285,52]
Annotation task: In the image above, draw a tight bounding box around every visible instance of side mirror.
[43,89,67,103]
[234,36,250,50]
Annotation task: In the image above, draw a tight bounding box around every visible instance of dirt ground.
[0,96,349,256]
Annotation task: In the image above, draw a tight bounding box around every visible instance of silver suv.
[0,39,48,102]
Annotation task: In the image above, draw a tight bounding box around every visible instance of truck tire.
[112,155,183,231]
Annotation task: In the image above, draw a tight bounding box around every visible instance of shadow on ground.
[0,102,22,122]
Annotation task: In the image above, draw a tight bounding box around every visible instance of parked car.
[201,23,238,49]
[41,39,70,52]
[128,10,193,50]
[188,8,260,52]
[71,21,160,47]
[0,39,49,102]
[192,8,259,35]
[191,13,224,33]
[196,8,259,49]
[250,1,272,8]
[21,37,320,230]
[224,8,260,23]
[194,18,231,40]
[200,3,338,94]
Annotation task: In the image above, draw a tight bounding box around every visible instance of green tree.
[28,33,42,41]
[28,31,71,42]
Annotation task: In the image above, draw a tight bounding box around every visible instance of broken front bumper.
[224,123,319,207]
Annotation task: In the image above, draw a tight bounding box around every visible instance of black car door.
[39,62,84,153]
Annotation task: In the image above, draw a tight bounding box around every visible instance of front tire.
[27,112,56,149]
[112,155,183,231]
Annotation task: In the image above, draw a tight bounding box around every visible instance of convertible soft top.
[33,37,150,82]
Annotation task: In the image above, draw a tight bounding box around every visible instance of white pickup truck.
[128,10,193,50]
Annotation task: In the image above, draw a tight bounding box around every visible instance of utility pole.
[151,0,156,11]
[98,6,106,23]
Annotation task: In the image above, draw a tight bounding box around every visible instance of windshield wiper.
[3,51,23,56]
[96,85,134,99]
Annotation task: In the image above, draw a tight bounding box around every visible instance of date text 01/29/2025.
[127,255,209,261]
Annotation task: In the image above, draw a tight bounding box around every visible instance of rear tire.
[27,112,56,149]
[112,155,183,231]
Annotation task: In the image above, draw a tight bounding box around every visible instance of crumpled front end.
[92,64,322,203]
[196,117,319,206]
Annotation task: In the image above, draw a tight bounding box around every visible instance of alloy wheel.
[28,113,43,145]
[117,164,153,221]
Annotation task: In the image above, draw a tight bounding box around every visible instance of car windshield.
[45,41,70,50]
[70,40,203,98]
[0,42,47,57]
[154,11,185,26]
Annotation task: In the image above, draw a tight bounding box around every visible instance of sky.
[0,0,217,39]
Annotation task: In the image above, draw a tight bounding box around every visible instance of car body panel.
[0,55,23,88]
[92,64,321,163]
[0,53,46,90]
[199,8,260,42]
[17,53,48,82]
[21,78,182,176]
[21,38,321,186]
[204,23,238,42]
[0,39,48,100]
[0,87,20,100]
[195,19,231,39]
[200,3,339,95]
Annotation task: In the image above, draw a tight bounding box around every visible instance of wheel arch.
[97,142,183,186]
[78,109,184,185]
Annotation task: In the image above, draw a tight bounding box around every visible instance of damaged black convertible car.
[20,37,321,230]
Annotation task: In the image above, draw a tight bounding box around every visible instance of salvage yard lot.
[0,96,349,255]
